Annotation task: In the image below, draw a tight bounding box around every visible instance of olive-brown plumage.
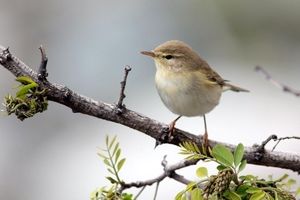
[141,40,248,143]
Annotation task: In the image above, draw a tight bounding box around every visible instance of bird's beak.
[140,51,155,58]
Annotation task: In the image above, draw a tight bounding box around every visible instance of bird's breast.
[155,69,222,116]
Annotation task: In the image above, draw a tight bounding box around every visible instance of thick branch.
[1,46,300,173]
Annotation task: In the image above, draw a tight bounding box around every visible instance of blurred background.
[1,0,300,199]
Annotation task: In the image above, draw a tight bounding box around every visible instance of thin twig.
[272,136,300,151]
[254,134,278,155]
[169,172,191,185]
[255,66,300,97]
[153,182,160,200]
[38,45,48,81]
[120,158,198,191]
[133,186,146,200]
[116,65,131,113]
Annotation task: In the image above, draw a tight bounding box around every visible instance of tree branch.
[1,46,300,173]
[255,65,300,97]
[120,158,198,190]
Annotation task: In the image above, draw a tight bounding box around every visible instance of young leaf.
[224,191,241,200]
[296,187,300,197]
[106,176,118,184]
[175,191,186,200]
[190,188,203,200]
[265,192,275,200]
[196,167,208,178]
[112,142,119,157]
[217,165,227,171]
[16,82,38,97]
[97,152,109,160]
[115,149,121,163]
[105,135,109,146]
[107,168,114,175]
[122,193,133,200]
[16,76,35,85]
[287,178,296,187]
[249,191,266,200]
[238,159,247,173]
[212,144,234,167]
[117,158,126,171]
[246,187,262,194]
[103,158,111,167]
[234,143,244,167]
[108,135,117,150]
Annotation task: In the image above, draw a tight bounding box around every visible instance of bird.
[141,40,248,146]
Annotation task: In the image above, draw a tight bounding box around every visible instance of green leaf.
[275,174,289,182]
[186,182,197,191]
[287,178,296,187]
[103,158,111,167]
[234,143,244,167]
[97,152,108,160]
[105,135,109,146]
[212,144,234,167]
[16,76,35,85]
[112,142,119,157]
[190,188,203,200]
[117,158,126,171]
[240,175,255,181]
[217,165,227,171]
[107,168,115,175]
[175,191,186,200]
[246,187,262,194]
[296,187,300,197]
[238,159,247,173]
[249,191,266,200]
[265,192,275,200]
[122,193,133,200]
[224,191,241,200]
[106,176,118,184]
[16,82,38,97]
[108,135,117,150]
[115,149,121,163]
[236,185,251,197]
[196,167,208,178]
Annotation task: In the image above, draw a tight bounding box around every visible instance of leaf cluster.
[177,142,299,200]
[3,76,47,120]
[91,136,131,200]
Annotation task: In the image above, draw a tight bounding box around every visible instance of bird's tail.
[223,83,249,92]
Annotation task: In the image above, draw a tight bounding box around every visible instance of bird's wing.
[199,60,226,86]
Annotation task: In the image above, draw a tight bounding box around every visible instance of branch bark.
[1,45,300,173]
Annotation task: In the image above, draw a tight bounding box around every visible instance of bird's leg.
[202,115,210,152]
[168,115,182,138]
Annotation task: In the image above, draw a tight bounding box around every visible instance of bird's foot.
[155,125,174,148]
[201,132,211,155]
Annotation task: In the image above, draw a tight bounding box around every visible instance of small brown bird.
[141,40,248,145]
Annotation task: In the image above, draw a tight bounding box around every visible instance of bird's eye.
[164,55,173,60]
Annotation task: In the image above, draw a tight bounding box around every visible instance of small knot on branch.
[253,134,278,160]
[0,47,12,63]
